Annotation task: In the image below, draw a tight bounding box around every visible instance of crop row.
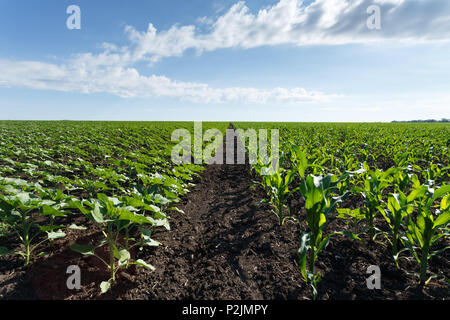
[234,122,449,299]
[0,121,228,293]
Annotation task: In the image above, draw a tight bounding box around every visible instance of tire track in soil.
[123,131,307,300]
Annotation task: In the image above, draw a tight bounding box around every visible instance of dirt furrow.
[124,158,307,300]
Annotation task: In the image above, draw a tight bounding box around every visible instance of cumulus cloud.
[1,0,449,103]
[122,0,450,63]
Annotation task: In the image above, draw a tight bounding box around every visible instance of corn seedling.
[261,168,296,226]
[378,192,414,267]
[402,185,450,285]
[298,174,349,298]
[354,167,395,242]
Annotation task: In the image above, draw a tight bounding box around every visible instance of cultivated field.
[0,121,448,299]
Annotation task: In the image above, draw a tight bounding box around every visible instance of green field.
[0,121,448,299]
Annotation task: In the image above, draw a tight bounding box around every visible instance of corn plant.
[262,168,296,226]
[402,185,450,285]
[298,174,349,298]
[392,169,414,193]
[336,208,365,237]
[378,192,414,266]
[70,193,160,293]
[0,192,66,265]
[354,167,395,242]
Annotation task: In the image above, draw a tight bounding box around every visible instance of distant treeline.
[392,118,449,123]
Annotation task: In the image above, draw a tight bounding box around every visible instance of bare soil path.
[123,158,307,300]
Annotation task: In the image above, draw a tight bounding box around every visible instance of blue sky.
[0,0,449,122]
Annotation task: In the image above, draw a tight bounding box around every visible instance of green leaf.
[316,234,332,257]
[318,212,326,228]
[100,281,111,294]
[148,217,171,231]
[407,186,427,203]
[42,205,66,217]
[295,147,308,178]
[170,207,185,214]
[433,185,450,201]
[340,231,361,241]
[433,211,450,229]
[15,192,31,205]
[140,229,162,247]
[0,246,12,257]
[298,231,310,281]
[91,203,104,223]
[118,209,152,225]
[97,193,110,203]
[39,225,65,232]
[47,230,66,239]
[118,249,130,263]
[70,244,96,256]
[441,194,450,211]
[133,259,155,271]
[68,224,87,230]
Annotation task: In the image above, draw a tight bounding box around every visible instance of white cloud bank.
[124,0,450,63]
[1,0,450,103]
[0,59,337,103]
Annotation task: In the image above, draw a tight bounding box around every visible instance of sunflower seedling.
[0,192,66,265]
[70,193,160,293]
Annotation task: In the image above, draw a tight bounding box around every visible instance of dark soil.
[0,138,449,300]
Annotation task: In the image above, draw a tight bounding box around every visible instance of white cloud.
[1,0,449,103]
[0,59,337,103]
[122,0,450,63]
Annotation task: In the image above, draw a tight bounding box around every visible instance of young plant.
[336,208,365,237]
[298,174,349,298]
[378,192,414,267]
[38,188,73,248]
[354,167,395,242]
[402,185,450,285]
[392,169,414,193]
[0,192,66,265]
[70,193,160,293]
[263,168,296,226]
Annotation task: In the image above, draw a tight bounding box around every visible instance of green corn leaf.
[433,211,450,229]
[441,194,449,211]
[407,186,428,203]
[432,185,450,201]
[315,234,332,258]
[298,231,310,281]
